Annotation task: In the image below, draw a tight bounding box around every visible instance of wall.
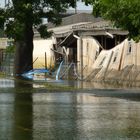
[33,39,55,69]
[77,36,100,78]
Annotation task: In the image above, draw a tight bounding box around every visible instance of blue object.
[21,68,50,79]
[56,61,63,80]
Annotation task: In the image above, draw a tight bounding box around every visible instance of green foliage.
[1,0,78,40]
[37,25,52,38]
[5,20,25,39]
[5,45,15,53]
[83,0,140,41]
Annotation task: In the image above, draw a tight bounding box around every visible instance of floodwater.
[1,78,140,140]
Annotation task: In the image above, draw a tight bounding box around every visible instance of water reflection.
[32,91,140,140]
[0,93,14,140]
[12,79,33,140]
[0,78,14,88]
[1,78,140,139]
[33,92,78,140]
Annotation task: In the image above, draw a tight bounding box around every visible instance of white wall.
[121,39,140,69]
[77,36,100,77]
[33,39,55,69]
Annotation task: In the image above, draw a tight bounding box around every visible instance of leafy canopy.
[1,0,77,40]
[83,0,140,41]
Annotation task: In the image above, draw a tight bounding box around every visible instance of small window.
[113,51,118,63]
[128,46,131,53]
[127,41,132,54]
[113,56,117,62]
[86,42,89,55]
[95,50,99,60]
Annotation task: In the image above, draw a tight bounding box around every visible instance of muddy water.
[1,78,140,140]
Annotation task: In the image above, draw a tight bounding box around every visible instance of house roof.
[72,20,129,36]
[47,13,101,28]
[34,13,128,39]
[49,19,128,38]
[49,22,92,38]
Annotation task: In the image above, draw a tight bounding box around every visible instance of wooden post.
[80,37,83,80]
[45,52,47,69]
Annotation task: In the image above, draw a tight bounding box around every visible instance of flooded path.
[1,78,140,140]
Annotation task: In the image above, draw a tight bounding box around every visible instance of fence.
[0,50,14,76]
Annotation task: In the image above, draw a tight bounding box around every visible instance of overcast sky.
[0,0,4,7]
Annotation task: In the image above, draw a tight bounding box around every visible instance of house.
[48,13,128,79]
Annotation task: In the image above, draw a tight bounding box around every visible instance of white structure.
[89,38,140,82]
[77,36,101,78]
[0,38,9,49]
[33,39,55,69]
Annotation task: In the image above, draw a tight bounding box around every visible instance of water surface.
[0,78,140,140]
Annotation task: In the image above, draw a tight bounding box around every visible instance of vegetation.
[0,72,5,78]
[83,0,140,41]
[5,46,14,53]
[0,0,77,77]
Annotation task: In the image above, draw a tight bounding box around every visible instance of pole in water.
[45,52,47,79]
[45,52,47,69]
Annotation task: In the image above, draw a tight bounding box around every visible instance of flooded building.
[48,13,128,80]
[94,39,140,85]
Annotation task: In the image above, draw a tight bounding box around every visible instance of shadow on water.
[12,78,33,140]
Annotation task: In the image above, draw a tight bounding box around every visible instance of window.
[127,41,132,54]
[95,50,99,60]
[113,51,118,63]
[86,42,89,55]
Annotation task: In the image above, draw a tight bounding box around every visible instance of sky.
[0,0,92,11]
[70,1,92,11]
[0,0,4,7]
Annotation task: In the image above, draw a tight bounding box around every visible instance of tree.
[83,0,140,41]
[2,0,77,76]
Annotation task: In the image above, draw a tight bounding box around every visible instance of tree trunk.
[14,26,34,76]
